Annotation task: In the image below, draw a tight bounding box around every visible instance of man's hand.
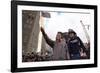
[41,27,45,33]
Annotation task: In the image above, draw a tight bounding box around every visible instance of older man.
[67,29,86,60]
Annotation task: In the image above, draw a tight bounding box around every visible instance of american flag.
[41,11,51,18]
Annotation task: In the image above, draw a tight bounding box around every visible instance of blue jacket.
[68,36,86,54]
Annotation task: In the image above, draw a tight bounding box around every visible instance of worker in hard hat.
[67,29,86,60]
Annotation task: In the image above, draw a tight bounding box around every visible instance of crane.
[80,20,90,43]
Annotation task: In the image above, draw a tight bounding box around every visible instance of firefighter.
[67,29,86,60]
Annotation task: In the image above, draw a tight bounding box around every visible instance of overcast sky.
[43,11,91,43]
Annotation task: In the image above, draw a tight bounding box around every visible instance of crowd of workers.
[22,27,90,62]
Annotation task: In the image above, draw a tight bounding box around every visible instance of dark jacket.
[41,29,55,48]
[68,36,86,54]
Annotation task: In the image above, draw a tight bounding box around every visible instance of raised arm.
[41,27,55,48]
